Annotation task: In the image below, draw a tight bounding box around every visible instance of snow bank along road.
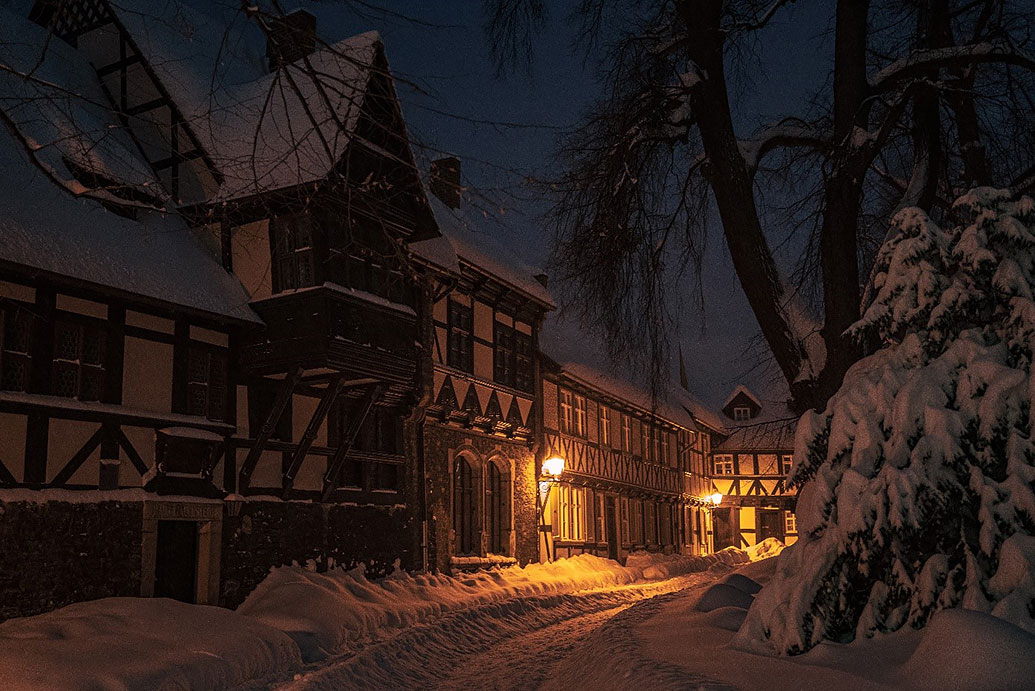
[275,568,729,690]
[0,549,755,690]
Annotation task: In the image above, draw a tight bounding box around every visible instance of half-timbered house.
[539,357,724,562]
[1,0,439,616]
[411,159,554,571]
[707,386,798,550]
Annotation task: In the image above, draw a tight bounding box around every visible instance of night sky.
[306,0,836,409]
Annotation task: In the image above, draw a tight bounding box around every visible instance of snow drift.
[0,598,300,690]
[740,188,1035,654]
[240,549,750,661]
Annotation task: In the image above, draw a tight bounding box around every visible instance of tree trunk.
[815,0,870,407]
[676,0,816,407]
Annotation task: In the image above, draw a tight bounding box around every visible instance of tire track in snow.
[277,575,713,690]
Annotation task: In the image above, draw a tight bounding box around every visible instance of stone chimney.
[267,9,317,70]
[429,157,462,209]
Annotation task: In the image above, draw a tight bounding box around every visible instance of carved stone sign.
[143,500,222,522]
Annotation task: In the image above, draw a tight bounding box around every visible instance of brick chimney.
[429,157,462,209]
[266,9,317,70]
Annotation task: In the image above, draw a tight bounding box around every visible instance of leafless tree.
[490,0,1035,412]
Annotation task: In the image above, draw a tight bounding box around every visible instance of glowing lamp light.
[709,492,723,506]
[542,456,565,478]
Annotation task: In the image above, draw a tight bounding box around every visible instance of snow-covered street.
[278,569,725,690]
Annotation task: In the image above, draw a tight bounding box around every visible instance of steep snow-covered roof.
[0,131,259,322]
[414,195,555,308]
[0,6,164,204]
[110,1,381,202]
[723,384,761,410]
[0,5,256,322]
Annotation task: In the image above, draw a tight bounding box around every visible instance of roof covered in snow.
[109,1,382,202]
[723,384,762,410]
[540,312,722,431]
[714,406,797,452]
[412,195,556,308]
[553,359,723,432]
[0,6,257,323]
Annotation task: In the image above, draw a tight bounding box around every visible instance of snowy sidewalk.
[550,555,1035,691]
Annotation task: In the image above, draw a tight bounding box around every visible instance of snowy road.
[276,569,729,690]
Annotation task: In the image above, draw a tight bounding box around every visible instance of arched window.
[453,456,476,555]
[486,461,510,555]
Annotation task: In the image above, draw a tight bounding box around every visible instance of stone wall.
[0,498,142,621]
[422,422,538,572]
[219,500,415,608]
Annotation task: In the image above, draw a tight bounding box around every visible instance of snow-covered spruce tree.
[737,188,1035,655]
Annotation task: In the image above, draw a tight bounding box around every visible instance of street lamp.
[537,456,565,562]
[709,492,723,506]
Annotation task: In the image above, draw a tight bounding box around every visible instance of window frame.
[733,406,751,422]
[271,212,316,293]
[0,303,34,393]
[712,454,734,475]
[185,343,227,422]
[559,388,573,434]
[598,405,611,447]
[446,299,474,373]
[51,316,107,402]
[573,394,588,437]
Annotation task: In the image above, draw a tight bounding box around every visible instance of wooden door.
[713,508,736,550]
[757,509,785,543]
[154,520,198,603]
[605,496,619,561]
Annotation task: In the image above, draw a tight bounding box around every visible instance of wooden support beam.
[282,376,346,493]
[322,384,382,502]
[50,425,106,487]
[111,425,149,476]
[238,366,302,491]
[0,456,17,486]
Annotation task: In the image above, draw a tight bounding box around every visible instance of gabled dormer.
[722,385,762,422]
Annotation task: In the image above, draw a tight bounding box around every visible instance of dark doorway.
[757,509,785,543]
[605,496,619,561]
[154,520,198,603]
[713,508,736,550]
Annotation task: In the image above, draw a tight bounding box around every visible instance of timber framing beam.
[239,365,303,491]
[282,375,347,493]
[322,384,383,502]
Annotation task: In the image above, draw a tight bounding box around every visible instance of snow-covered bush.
[738,188,1035,655]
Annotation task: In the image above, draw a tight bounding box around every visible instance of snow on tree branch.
[870,41,1035,91]
[739,188,1035,655]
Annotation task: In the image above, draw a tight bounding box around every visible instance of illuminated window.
[733,406,751,421]
[559,389,573,434]
[713,454,734,475]
[621,415,632,452]
[599,405,611,446]
[620,497,629,544]
[573,394,588,437]
[660,432,670,466]
[785,511,797,534]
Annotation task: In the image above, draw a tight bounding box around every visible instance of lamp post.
[703,492,722,553]
[537,455,565,562]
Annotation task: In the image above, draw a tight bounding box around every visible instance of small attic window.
[733,406,751,422]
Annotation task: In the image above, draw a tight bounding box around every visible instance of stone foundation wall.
[422,423,538,573]
[0,497,142,621]
[219,500,415,608]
